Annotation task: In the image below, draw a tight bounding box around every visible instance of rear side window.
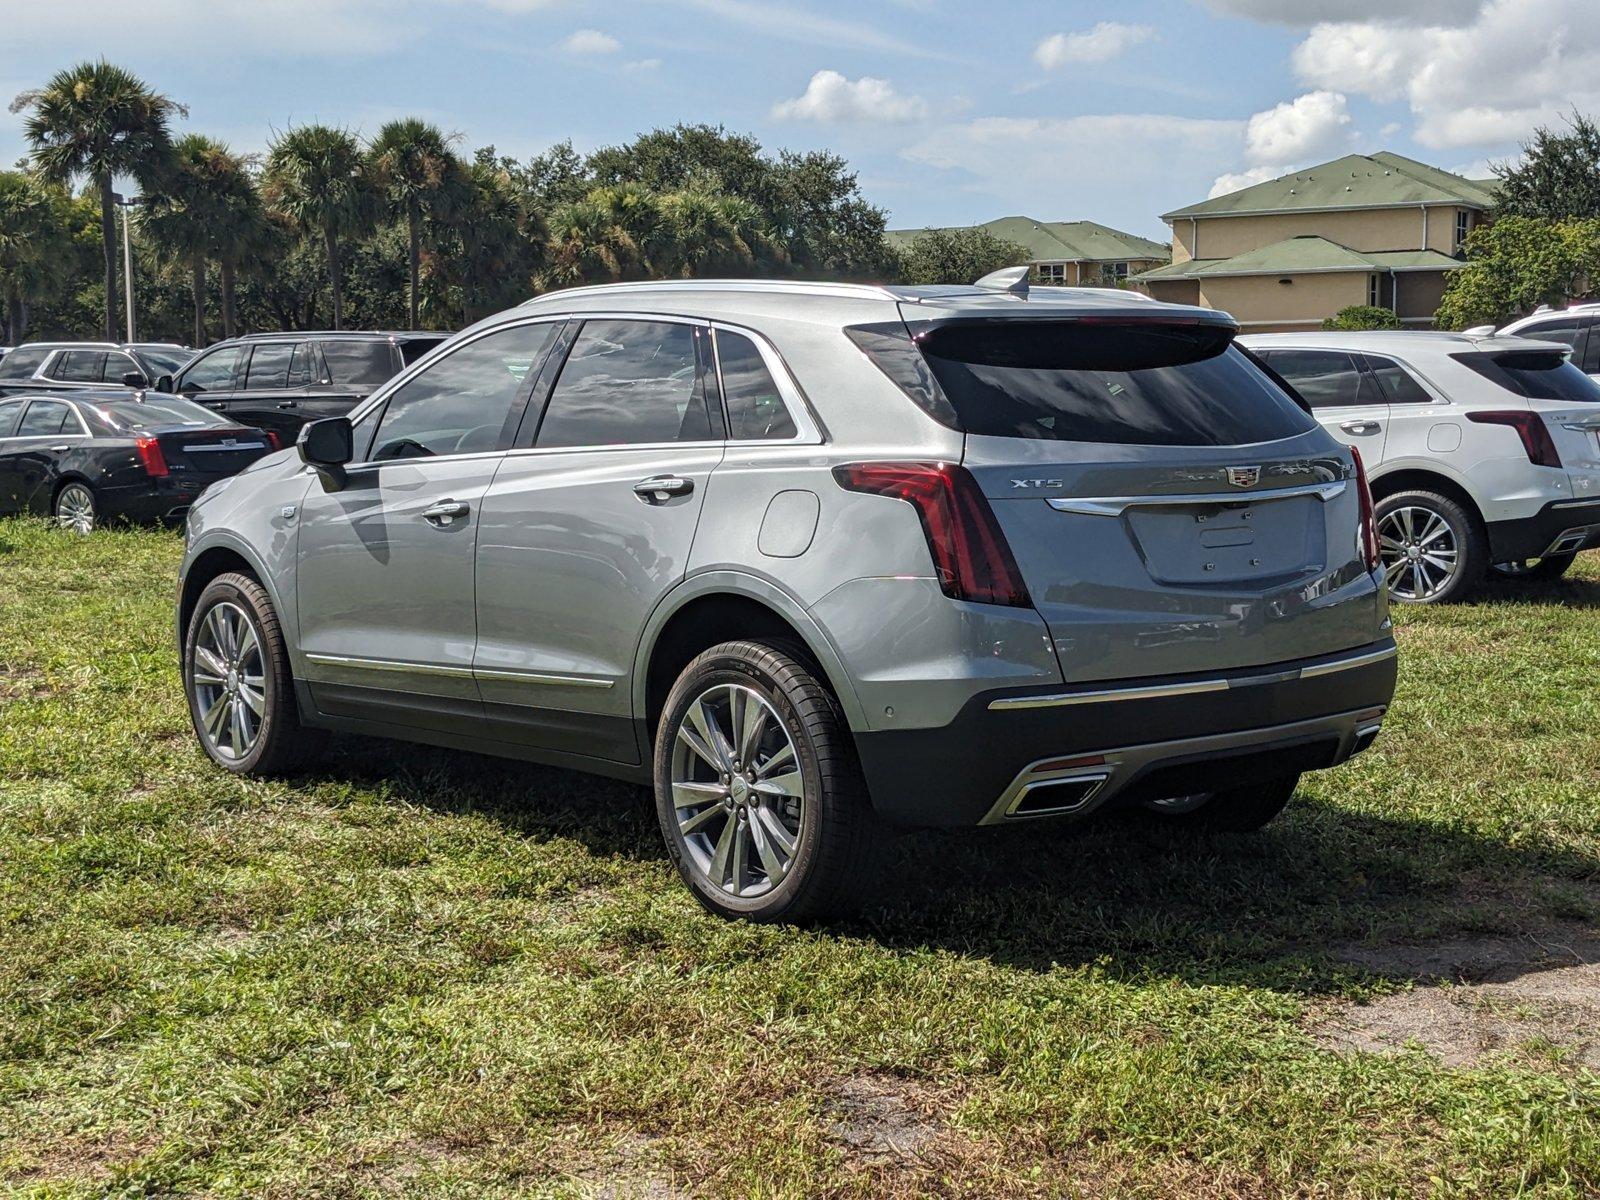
[17,400,73,436]
[1361,355,1433,405]
[52,350,107,383]
[0,398,24,436]
[714,329,797,440]
[243,343,312,390]
[1454,351,1600,403]
[321,340,396,387]
[1517,319,1586,356]
[0,346,48,380]
[1257,349,1384,409]
[891,321,1314,446]
[537,320,715,448]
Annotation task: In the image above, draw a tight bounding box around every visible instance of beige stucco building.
[887,216,1168,286]
[1134,153,1496,331]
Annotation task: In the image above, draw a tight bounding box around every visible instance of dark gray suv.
[176,277,1397,921]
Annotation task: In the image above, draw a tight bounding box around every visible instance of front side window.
[0,346,49,380]
[179,346,244,393]
[321,340,396,388]
[52,351,107,383]
[715,330,797,441]
[369,321,558,461]
[900,321,1315,446]
[17,400,73,436]
[1361,355,1433,405]
[243,343,296,390]
[104,352,141,383]
[537,320,714,448]
[1256,349,1384,409]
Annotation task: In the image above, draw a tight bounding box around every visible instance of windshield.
[87,398,231,430]
[1454,350,1600,403]
[882,320,1316,446]
[137,347,192,375]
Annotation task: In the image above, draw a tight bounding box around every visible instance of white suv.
[1496,304,1600,381]
[1243,331,1600,601]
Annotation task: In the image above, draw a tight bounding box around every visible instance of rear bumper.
[853,640,1397,827]
[99,478,206,523]
[1486,498,1600,561]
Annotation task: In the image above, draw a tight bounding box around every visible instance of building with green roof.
[886,217,1169,286]
[1133,152,1497,331]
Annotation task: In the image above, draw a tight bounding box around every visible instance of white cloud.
[772,70,928,123]
[1033,22,1157,68]
[1244,90,1352,164]
[1207,165,1281,198]
[562,28,620,54]
[1202,0,1480,25]
[1290,0,1600,149]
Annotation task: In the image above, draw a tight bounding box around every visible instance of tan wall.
[1194,272,1370,329]
[1141,279,1201,306]
[1036,259,1166,286]
[1394,270,1451,322]
[1182,206,1466,259]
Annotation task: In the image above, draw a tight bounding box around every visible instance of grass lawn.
[1,516,1597,1198]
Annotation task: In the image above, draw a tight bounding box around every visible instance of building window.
[1368,274,1380,306]
[1036,263,1068,284]
[1100,262,1130,283]
[1455,209,1471,248]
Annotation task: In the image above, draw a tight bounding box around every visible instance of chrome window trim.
[988,643,1397,711]
[1,398,91,440]
[304,651,613,689]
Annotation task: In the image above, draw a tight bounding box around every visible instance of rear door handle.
[632,475,694,503]
[421,498,470,525]
[276,401,298,409]
[49,444,71,452]
[1339,420,1381,435]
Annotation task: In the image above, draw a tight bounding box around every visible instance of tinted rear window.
[321,340,396,386]
[1454,351,1600,403]
[902,321,1315,446]
[0,346,49,379]
[87,399,232,430]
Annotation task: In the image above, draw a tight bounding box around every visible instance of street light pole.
[112,193,140,343]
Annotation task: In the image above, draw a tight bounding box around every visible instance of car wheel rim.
[1377,505,1459,601]
[55,486,94,534]
[190,601,266,761]
[669,683,804,900]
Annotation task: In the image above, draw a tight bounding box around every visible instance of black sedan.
[0,392,279,532]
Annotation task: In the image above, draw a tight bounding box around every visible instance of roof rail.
[521,278,898,305]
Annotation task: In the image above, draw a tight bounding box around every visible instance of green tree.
[0,172,78,342]
[1435,216,1600,329]
[1493,113,1600,221]
[1322,304,1403,331]
[896,227,1031,285]
[657,189,773,277]
[11,61,183,340]
[369,119,455,330]
[264,124,375,330]
[437,152,546,323]
[141,134,227,346]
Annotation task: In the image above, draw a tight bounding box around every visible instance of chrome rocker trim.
[303,652,614,689]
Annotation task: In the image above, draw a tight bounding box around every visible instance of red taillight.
[1467,410,1563,468]
[833,461,1032,607]
[264,430,282,452]
[135,436,169,477]
[1351,446,1379,573]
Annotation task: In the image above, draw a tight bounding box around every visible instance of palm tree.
[207,150,272,338]
[264,124,374,329]
[141,134,223,346]
[658,189,771,277]
[369,119,454,330]
[10,61,183,340]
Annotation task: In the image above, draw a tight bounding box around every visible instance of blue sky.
[2,1,1591,241]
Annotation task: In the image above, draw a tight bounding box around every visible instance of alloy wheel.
[669,683,805,900]
[190,601,266,761]
[1377,505,1459,602]
[55,484,95,534]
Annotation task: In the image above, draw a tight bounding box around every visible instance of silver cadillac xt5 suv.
[176,275,1398,921]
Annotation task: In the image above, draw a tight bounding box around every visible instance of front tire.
[1142,773,1300,831]
[1375,490,1485,604]
[184,572,323,775]
[653,640,878,922]
[1491,551,1577,581]
[53,482,97,534]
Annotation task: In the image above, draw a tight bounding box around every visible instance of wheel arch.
[634,572,867,739]
[177,538,281,649]
[1367,465,1486,531]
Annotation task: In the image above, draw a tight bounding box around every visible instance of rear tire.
[184,572,324,775]
[653,639,879,922]
[1142,773,1299,832]
[1374,489,1485,604]
[1490,551,1577,581]
[53,482,97,534]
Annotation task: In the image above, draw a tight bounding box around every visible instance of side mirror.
[153,374,175,393]
[121,371,149,389]
[297,417,353,489]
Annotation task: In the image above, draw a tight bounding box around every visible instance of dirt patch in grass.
[824,1074,947,1160]
[579,1132,691,1200]
[1318,924,1600,1068]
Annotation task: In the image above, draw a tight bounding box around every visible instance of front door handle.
[49,444,71,452]
[632,475,694,503]
[1339,420,1382,435]
[421,498,470,525]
